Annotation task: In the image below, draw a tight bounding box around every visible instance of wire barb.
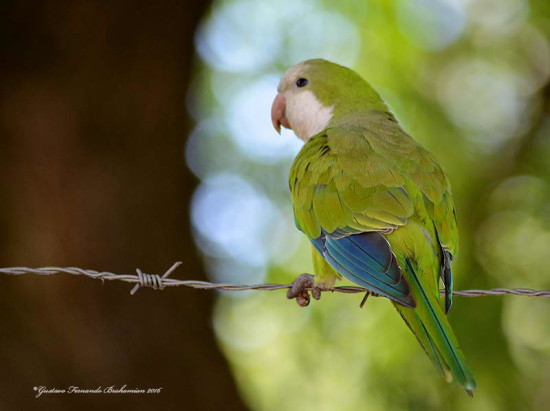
[0,264,549,299]
[130,261,182,295]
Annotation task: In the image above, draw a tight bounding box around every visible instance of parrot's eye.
[296,78,308,88]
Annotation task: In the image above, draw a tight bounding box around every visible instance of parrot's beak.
[271,93,291,134]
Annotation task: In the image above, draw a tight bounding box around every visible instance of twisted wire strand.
[1,263,549,298]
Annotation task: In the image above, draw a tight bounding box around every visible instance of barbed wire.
[1,262,549,299]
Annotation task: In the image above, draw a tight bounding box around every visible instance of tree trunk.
[0,1,246,409]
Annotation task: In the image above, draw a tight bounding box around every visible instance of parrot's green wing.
[411,149,458,312]
[290,117,457,308]
[291,126,413,238]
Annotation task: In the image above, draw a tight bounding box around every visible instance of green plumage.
[284,59,475,393]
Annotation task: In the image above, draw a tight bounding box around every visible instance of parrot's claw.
[359,291,379,308]
[286,273,322,307]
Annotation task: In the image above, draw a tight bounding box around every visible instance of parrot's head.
[271,59,385,141]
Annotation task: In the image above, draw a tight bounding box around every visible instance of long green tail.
[394,259,477,395]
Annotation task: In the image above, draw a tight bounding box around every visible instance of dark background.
[0,1,246,409]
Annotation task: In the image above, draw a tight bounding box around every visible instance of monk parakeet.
[271,59,476,394]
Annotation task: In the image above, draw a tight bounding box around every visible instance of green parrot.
[271,59,476,394]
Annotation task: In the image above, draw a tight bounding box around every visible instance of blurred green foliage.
[188,0,550,409]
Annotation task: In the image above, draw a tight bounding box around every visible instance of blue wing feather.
[312,232,415,307]
[325,238,395,285]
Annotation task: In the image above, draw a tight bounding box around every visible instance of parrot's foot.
[359,291,379,308]
[286,273,323,307]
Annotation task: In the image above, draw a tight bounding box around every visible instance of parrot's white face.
[271,63,333,141]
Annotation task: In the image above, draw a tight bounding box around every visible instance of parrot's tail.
[395,259,477,395]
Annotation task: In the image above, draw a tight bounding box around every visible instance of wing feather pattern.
[290,124,458,310]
